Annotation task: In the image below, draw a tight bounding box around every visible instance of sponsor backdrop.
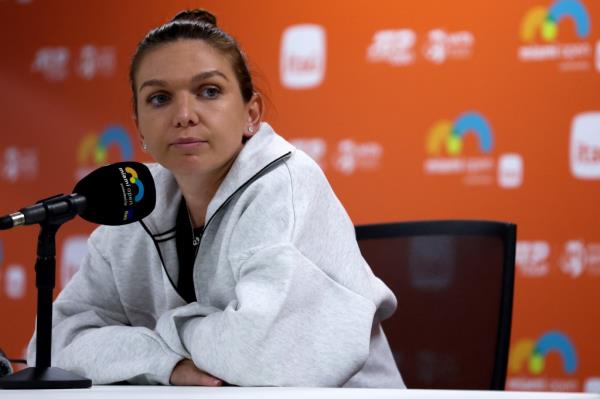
[0,0,599,392]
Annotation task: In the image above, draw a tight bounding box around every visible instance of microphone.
[0,162,156,229]
[0,348,12,378]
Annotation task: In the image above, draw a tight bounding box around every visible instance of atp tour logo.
[76,125,134,180]
[290,138,327,169]
[422,29,475,64]
[518,0,592,70]
[31,45,116,82]
[77,45,117,80]
[332,139,382,175]
[508,331,579,391]
[367,29,417,66]
[31,47,70,81]
[289,137,383,175]
[516,240,551,277]
[559,240,600,278]
[2,146,38,183]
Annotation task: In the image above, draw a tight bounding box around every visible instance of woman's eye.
[200,86,220,99]
[147,93,170,107]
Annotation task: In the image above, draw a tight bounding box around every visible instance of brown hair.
[129,9,254,116]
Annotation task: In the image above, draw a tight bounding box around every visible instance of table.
[1,386,599,399]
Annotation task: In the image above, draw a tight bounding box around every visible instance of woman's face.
[134,39,260,178]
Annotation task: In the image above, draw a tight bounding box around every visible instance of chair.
[355,220,516,390]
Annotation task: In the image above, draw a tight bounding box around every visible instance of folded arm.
[155,243,376,387]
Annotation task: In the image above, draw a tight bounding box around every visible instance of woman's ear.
[244,92,264,139]
[133,115,147,152]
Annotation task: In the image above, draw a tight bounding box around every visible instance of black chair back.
[355,220,516,390]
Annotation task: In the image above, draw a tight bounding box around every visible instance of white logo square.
[60,235,89,289]
[5,264,26,299]
[280,24,326,89]
[498,153,523,188]
[570,112,600,179]
[596,40,600,73]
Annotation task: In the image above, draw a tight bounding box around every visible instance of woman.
[27,9,404,388]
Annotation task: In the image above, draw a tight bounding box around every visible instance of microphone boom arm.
[0,194,86,230]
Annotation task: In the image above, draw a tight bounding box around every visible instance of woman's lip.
[171,137,207,145]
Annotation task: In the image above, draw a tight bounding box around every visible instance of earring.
[247,126,254,134]
[142,143,148,151]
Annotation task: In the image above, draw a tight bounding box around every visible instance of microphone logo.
[124,167,145,202]
[119,166,146,221]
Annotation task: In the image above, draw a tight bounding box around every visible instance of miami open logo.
[507,331,579,391]
[518,0,592,69]
[423,111,496,185]
[521,0,590,43]
[76,125,134,180]
[426,111,493,157]
[423,111,523,189]
[424,111,522,188]
[124,167,145,203]
[121,166,145,221]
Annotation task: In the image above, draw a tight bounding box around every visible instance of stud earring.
[142,143,148,151]
[247,126,254,134]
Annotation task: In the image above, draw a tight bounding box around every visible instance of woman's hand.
[170,359,223,386]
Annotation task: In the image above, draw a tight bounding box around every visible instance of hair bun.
[172,9,217,26]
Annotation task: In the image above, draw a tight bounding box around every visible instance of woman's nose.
[172,93,199,128]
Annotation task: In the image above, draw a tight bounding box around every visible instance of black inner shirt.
[175,197,202,303]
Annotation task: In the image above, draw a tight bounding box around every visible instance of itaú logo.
[570,112,600,179]
[280,24,326,89]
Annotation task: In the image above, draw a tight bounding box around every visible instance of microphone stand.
[0,196,91,389]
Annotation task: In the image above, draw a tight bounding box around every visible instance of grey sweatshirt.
[27,123,405,388]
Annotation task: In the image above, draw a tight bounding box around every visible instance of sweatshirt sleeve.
[27,229,183,385]
[155,243,376,387]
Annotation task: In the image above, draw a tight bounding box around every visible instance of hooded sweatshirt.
[27,123,405,388]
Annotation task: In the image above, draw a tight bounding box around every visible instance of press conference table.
[1,386,599,399]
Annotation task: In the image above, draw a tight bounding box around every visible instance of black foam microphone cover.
[73,162,156,225]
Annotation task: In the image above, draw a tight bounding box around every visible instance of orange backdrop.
[0,0,599,392]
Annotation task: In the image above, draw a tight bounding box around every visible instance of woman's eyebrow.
[139,70,229,93]
[191,70,229,83]
[139,79,167,92]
